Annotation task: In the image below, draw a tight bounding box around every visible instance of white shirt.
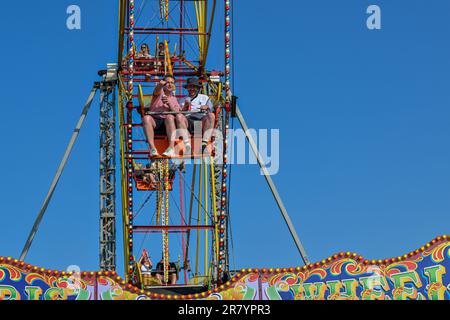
[141,264,152,274]
[182,94,213,112]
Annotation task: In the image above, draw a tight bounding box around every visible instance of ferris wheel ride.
[7,0,449,302]
[117,0,233,293]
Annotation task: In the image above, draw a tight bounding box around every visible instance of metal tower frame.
[99,75,118,271]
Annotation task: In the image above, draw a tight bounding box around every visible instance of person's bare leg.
[170,274,177,285]
[164,115,176,149]
[143,115,157,149]
[175,114,189,132]
[202,113,215,143]
[175,114,191,155]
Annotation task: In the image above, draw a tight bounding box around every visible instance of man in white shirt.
[181,77,215,152]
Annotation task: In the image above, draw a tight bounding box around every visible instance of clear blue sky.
[0,0,449,275]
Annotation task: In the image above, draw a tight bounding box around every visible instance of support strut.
[99,78,117,271]
[235,106,310,265]
[20,83,100,262]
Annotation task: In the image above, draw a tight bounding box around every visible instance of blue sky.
[0,0,449,275]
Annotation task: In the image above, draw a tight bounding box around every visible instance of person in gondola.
[142,74,191,158]
[137,43,152,59]
[134,160,183,188]
[154,42,166,73]
[157,42,165,59]
[136,43,153,70]
[139,250,153,274]
[181,77,215,153]
[155,257,179,285]
[134,162,157,185]
[139,250,163,286]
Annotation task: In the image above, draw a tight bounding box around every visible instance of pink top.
[150,90,180,119]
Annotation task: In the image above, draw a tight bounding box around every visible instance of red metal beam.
[126,27,198,32]
[133,225,214,233]
[124,30,207,36]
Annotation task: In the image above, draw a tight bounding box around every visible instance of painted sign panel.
[0,236,448,300]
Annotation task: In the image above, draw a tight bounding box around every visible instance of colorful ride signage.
[0,236,448,300]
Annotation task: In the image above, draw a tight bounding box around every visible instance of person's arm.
[153,80,166,97]
[181,98,190,111]
[200,96,214,112]
[163,97,181,112]
[171,99,181,112]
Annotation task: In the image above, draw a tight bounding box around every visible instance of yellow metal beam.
[195,158,203,283]
[184,164,197,271]
[204,161,209,278]
[164,40,173,75]
[117,0,126,68]
[118,0,130,281]
[118,85,130,282]
[195,0,207,66]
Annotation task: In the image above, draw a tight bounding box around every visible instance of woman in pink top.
[142,74,191,157]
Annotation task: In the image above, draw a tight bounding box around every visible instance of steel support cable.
[132,0,161,47]
[137,9,161,48]
[235,106,310,265]
[166,208,185,251]
[133,191,155,219]
[203,0,216,66]
[20,84,99,261]
[181,3,201,53]
[135,0,148,25]
[169,190,188,225]
[184,163,196,271]
[165,2,197,57]
[136,206,159,256]
[182,171,214,221]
